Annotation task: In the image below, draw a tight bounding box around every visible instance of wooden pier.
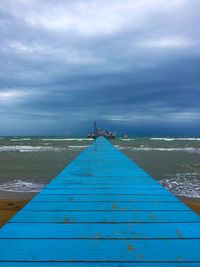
[0,136,200,266]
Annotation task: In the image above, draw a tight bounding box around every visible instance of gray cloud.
[0,0,200,135]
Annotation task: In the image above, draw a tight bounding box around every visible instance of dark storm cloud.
[0,0,200,135]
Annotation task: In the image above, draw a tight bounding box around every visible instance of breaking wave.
[10,138,32,141]
[68,145,89,150]
[121,138,134,141]
[0,180,44,192]
[150,138,200,141]
[0,146,66,152]
[8,138,93,142]
[40,138,92,141]
[150,138,175,141]
[118,146,200,153]
[159,173,200,198]
[0,145,90,152]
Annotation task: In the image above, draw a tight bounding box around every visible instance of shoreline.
[0,195,199,228]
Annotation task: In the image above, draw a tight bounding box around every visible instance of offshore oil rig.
[87,121,116,139]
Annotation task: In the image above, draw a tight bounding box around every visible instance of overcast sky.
[0,0,200,136]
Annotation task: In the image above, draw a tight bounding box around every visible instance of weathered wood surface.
[0,136,200,266]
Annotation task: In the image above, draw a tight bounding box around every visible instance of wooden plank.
[45,185,163,189]
[49,180,159,185]
[54,172,155,177]
[0,239,200,261]
[32,194,179,202]
[1,222,200,239]
[0,263,199,267]
[39,189,169,195]
[23,201,189,211]
[10,210,200,223]
[55,177,156,182]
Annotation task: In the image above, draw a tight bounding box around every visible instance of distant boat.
[87,121,116,139]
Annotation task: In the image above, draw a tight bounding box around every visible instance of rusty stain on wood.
[128,243,135,251]
[176,228,183,238]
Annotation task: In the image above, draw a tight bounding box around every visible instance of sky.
[0,0,200,136]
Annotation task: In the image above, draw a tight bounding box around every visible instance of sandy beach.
[179,197,200,216]
[0,199,30,227]
[0,196,199,228]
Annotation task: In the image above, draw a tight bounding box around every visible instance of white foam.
[159,173,200,198]
[10,138,32,141]
[118,146,200,153]
[121,138,134,141]
[68,145,89,150]
[176,138,200,141]
[40,138,93,141]
[0,146,66,152]
[150,138,175,141]
[150,137,200,141]
[0,180,44,192]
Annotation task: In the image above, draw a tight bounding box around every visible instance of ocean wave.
[0,146,66,152]
[121,138,134,141]
[150,138,175,141]
[0,180,44,192]
[68,145,89,150]
[118,146,200,153]
[159,173,200,198]
[150,137,200,141]
[40,138,93,141]
[176,138,200,141]
[10,138,32,141]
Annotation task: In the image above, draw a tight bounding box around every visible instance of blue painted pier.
[0,136,200,266]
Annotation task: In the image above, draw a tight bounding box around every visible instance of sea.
[0,136,200,199]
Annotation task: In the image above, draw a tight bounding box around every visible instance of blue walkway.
[0,136,200,266]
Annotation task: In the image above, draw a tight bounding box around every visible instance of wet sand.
[0,199,30,227]
[0,197,200,228]
[179,196,200,215]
